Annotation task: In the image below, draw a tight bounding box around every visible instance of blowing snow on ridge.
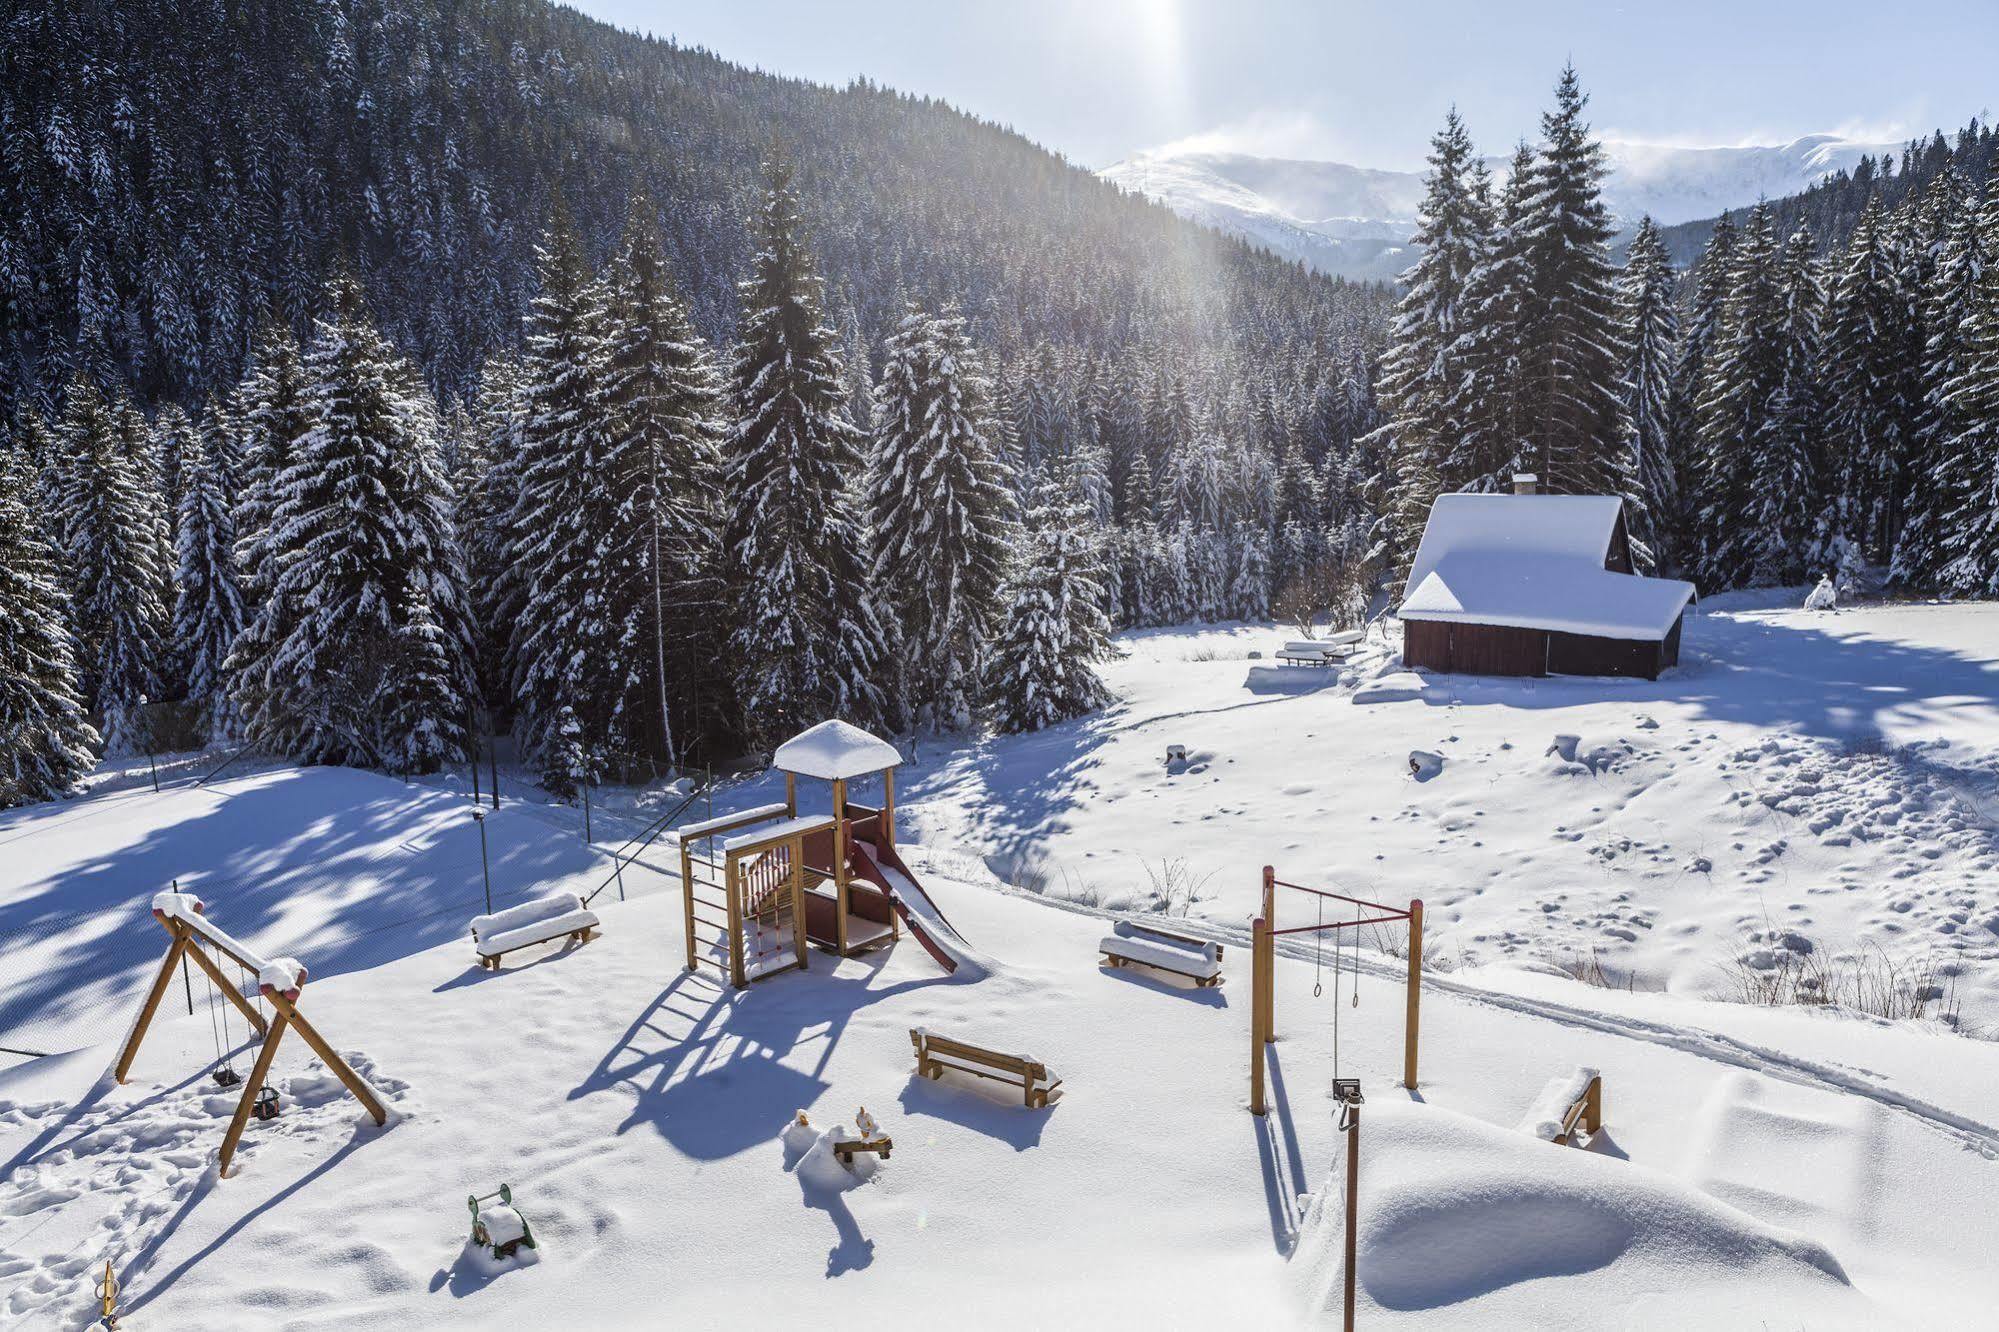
[1099,134,1898,278]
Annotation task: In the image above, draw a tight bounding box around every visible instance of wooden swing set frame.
[1249,865,1423,1116]
[113,898,386,1176]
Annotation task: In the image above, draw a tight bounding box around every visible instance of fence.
[0,751,722,1066]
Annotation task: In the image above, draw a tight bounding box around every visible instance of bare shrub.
[1720,938,1964,1029]
[1139,857,1217,916]
[1273,549,1376,637]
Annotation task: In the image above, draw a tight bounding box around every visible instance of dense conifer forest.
[3,1,1996,811]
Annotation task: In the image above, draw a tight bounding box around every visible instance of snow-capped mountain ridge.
[1100,133,1903,279]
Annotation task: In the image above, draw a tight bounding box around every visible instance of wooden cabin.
[1397,478,1696,681]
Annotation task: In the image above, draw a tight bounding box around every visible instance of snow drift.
[1292,1100,1860,1327]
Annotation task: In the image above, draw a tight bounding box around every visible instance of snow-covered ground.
[2,597,1997,1327]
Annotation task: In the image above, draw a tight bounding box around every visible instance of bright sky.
[567,0,1996,170]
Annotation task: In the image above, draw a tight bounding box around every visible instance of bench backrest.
[911,1029,1042,1079]
[1114,920,1218,954]
[470,893,583,941]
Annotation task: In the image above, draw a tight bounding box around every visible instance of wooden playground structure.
[676,721,966,988]
[1249,865,1423,1116]
[113,892,387,1176]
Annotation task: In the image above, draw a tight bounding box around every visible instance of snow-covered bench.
[1277,631,1364,666]
[469,892,599,970]
[910,1028,1061,1108]
[1100,920,1224,987]
[1517,1066,1603,1146]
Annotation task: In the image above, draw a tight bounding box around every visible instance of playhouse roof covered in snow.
[773,720,902,781]
[1399,494,1695,640]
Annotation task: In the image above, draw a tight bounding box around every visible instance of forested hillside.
[0,0,1390,804]
[1658,122,1999,264]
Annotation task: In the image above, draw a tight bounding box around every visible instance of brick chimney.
[1512,472,1538,495]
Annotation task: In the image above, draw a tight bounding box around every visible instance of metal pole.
[1262,865,1277,1045]
[469,710,481,805]
[489,739,499,811]
[149,752,160,794]
[582,782,592,843]
[1343,1102,1360,1332]
[1250,914,1268,1116]
[474,811,492,915]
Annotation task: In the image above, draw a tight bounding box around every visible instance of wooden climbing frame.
[113,898,387,1176]
[1250,865,1423,1115]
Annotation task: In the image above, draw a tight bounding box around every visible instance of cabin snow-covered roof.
[1398,494,1695,641]
[772,720,902,781]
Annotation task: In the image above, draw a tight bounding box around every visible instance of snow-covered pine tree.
[384,568,461,774]
[1933,184,1999,595]
[172,419,245,742]
[986,476,1113,734]
[1893,170,1987,587]
[866,304,1017,731]
[1693,204,1817,587]
[594,194,733,763]
[1824,196,1921,562]
[1616,216,1679,573]
[54,378,168,755]
[463,352,526,713]
[1668,213,1739,551]
[502,214,622,790]
[247,270,470,771]
[225,325,312,736]
[1457,140,1535,491]
[149,403,196,558]
[1372,107,1492,568]
[724,161,890,744]
[1516,66,1633,505]
[0,449,99,805]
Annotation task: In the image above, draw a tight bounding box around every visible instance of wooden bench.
[910,1028,1061,1108]
[1517,1066,1604,1146]
[469,892,599,970]
[1100,920,1224,987]
[1277,632,1362,667]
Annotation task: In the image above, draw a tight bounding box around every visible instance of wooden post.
[1250,915,1268,1116]
[790,832,809,973]
[1584,1074,1603,1135]
[783,771,796,816]
[724,849,746,989]
[114,925,191,1083]
[271,993,386,1124]
[1343,1101,1360,1332]
[181,937,269,1036]
[832,777,849,954]
[1261,866,1276,1045]
[218,1011,289,1175]
[681,840,697,972]
[882,767,895,849]
[1404,898,1423,1091]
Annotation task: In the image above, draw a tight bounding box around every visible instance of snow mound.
[1293,1101,1856,1325]
[1408,751,1444,781]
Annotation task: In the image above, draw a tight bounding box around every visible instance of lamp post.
[473,809,492,915]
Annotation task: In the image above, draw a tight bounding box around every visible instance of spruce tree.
[502,214,620,788]
[242,271,470,771]
[1934,185,1999,594]
[0,451,99,805]
[1894,172,1988,586]
[1668,213,1739,557]
[226,325,312,736]
[1457,140,1537,491]
[1372,108,1492,568]
[1516,66,1632,505]
[987,476,1114,734]
[866,304,1017,730]
[723,162,889,743]
[1824,196,1919,561]
[595,196,732,762]
[173,418,245,742]
[54,379,168,755]
[1617,217,1679,573]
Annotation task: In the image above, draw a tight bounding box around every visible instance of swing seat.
[1100,921,1223,985]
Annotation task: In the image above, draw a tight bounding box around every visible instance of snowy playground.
[3,595,1999,1328]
